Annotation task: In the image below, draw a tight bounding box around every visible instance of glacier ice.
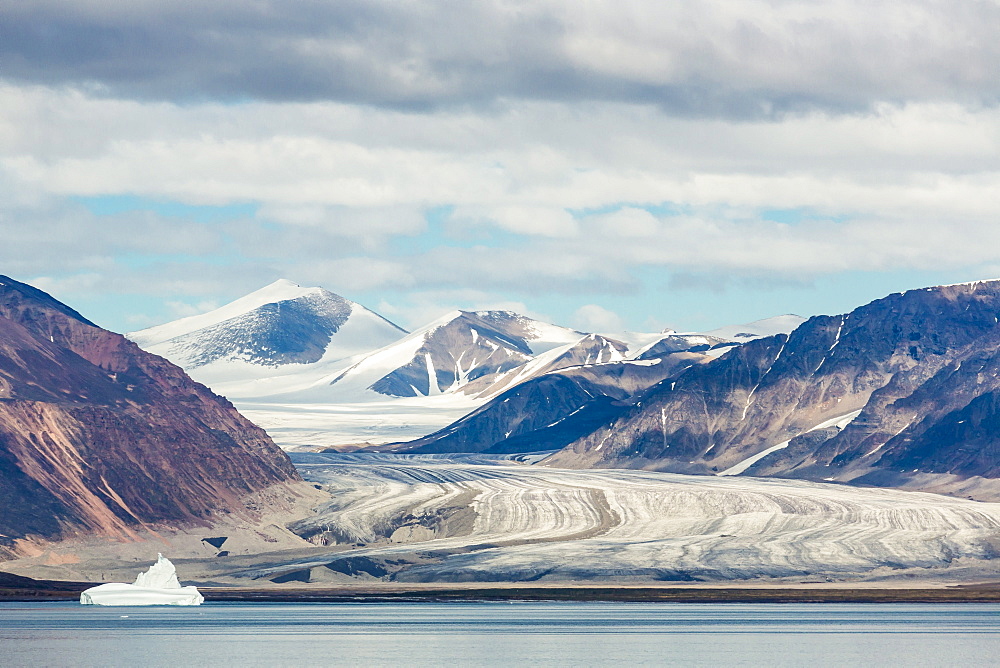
[280,453,1000,583]
[80,554,204,606]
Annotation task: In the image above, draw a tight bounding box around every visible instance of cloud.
[6,84,1000,311]
[3,48,1000,335]
[453,205,579,237]
[572,304,625,333]
[255,205,427,251]
[5,86,1000,217]
[163,299,222,319]
[3,1,1000,118]
[297,257,415,293]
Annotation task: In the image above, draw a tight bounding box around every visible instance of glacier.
[80,554,204,606]
[242,453,1000,584]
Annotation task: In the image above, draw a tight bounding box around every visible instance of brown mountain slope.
[0,276,301,558]
[547,281,1000,495]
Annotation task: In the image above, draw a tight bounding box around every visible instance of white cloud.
[297,257,416,293]
[255,204,427,251]
[6,2,1000,333]
[572,304,625,334]
[4,83,1000,327]
[4,86,999,222]
[602,207,662,237]
[165,299,220,318]
[453,205,579,237]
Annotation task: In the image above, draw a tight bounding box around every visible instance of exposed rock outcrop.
[400,351,705,455]
[0,275,302,558]
[548,281,1000,493]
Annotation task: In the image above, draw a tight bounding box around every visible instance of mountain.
[317,310,585,400]
[546,280,1000,497]
[0,275,303,558]
[630,315,807,360]
[128,279,407,395]
[129,281,805,450]
[399,353,704,454]
[397,320,808,455]
[129,283,587,403]
[128,286,587,448]
[468,333,629,399]
[700,314,808,341]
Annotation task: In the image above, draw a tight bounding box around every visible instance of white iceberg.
[80,554,204,606]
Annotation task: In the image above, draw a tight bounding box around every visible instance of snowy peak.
[633,333,731,360]
[476,333,631,399]
[128,280,407,370]
[555,333,629,367]
[130,279,318,347]
[468,310,585,355]
[331,310,581,398]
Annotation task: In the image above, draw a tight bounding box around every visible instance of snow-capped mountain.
[396,319,811,455]
[129,281,805,449]
[629,315,807,360]
[313,309,585,400]
[474,333,629,398]
[127,279,408,394]
[127,285,589,447]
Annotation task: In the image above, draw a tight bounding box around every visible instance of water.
[3,601,999,667]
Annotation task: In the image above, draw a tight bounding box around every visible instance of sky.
[3,1,1000,335]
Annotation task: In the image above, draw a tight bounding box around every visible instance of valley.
[271,453,1000,585]
[6,275,1000,593]
[9,453,1000,588]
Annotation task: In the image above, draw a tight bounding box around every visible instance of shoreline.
[196,584,1000,603]
[5,579,1000,604]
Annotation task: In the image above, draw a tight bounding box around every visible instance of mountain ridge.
[0,275,304,558]
[543,279,1000,497]
[127,279,807,449]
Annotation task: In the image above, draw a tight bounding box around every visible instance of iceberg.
[80,554,204,606]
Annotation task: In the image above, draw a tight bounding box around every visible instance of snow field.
[264,455,1000,583]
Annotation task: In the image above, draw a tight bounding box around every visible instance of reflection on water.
[3,601,999,667]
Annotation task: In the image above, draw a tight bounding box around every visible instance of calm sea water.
[2,601,999,667]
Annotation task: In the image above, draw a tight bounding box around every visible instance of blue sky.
[3,2,1000,334]
[63,194,987,335]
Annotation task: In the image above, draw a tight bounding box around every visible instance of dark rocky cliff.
[0,276,301,557]
[400,350,704,454]
[548,281,1000,491]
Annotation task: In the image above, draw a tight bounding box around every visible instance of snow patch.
[719,410,862,476]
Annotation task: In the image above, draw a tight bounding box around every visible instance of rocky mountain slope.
[0,276,303,558]
[130,280,806,449]
[128,279,407,396]
[397,323,809,455]
[401,350,707,455]
[320,309,585,400]
[547,281,1000,497]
